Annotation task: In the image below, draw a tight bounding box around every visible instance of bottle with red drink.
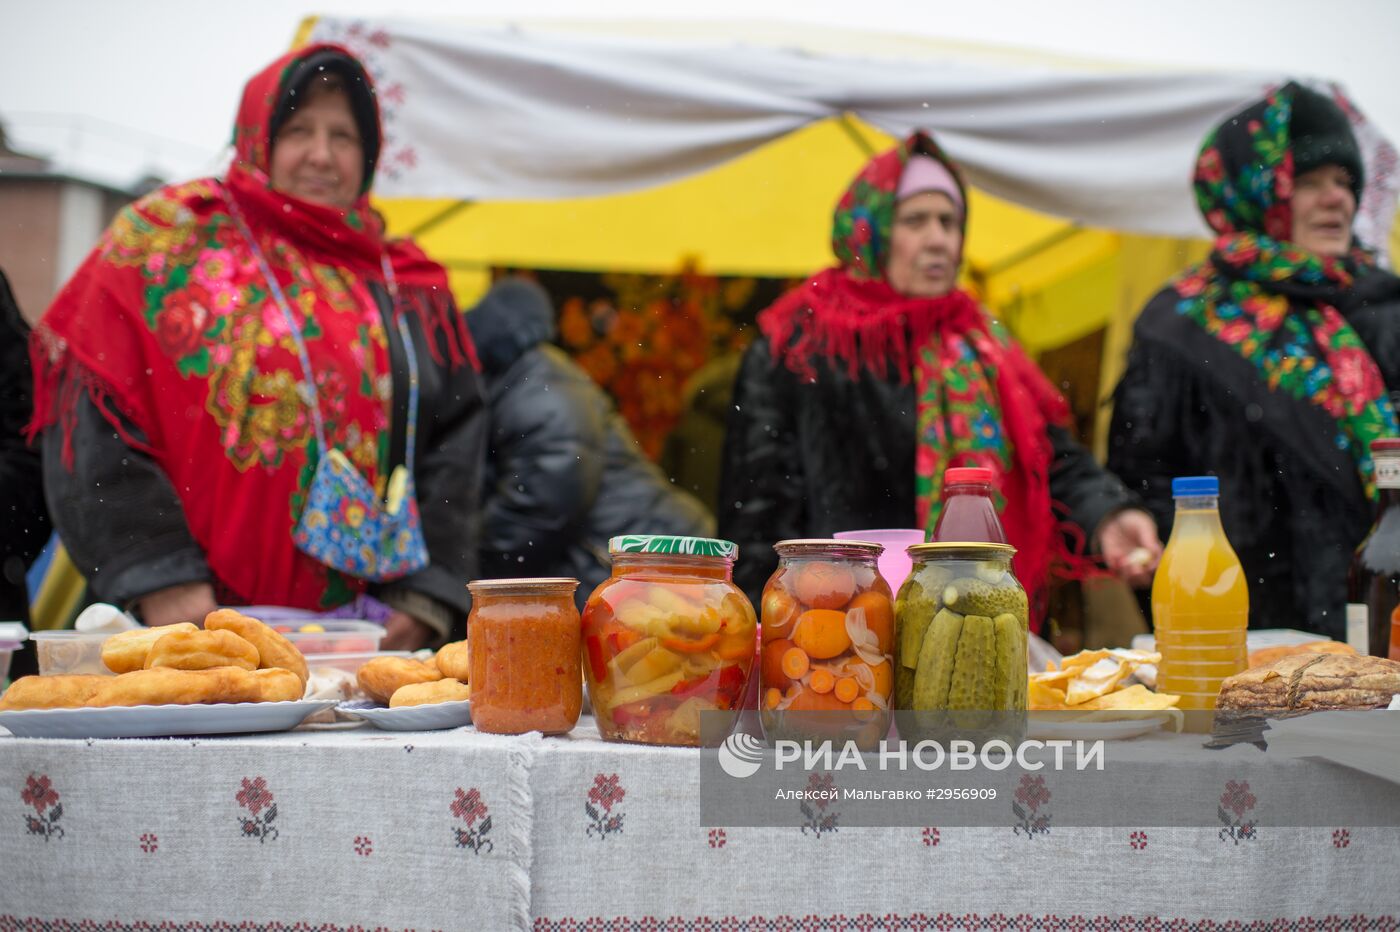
[1346,438,1400,658]
[932,466,1007,543]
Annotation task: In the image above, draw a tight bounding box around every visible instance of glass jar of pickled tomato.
[582,536,757,746]
[467,578,582,735]
[759,539,894,747]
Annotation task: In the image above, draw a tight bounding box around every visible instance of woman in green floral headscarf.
[1108,82,1400,638]
[719,131,1160,627]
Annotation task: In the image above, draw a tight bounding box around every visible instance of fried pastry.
[434,640,470,681]
[204,609,309,686]
[101,622,199,674]
[91,666,264,707]
[144,628,260,672]
[357,656,441,704]
[0,674,110,710]
[251,667,307,703]
[390,678,471,708]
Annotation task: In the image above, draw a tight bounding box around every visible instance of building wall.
[0,179,130,325]
[0,181,61,325]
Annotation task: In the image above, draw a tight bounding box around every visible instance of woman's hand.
[136,582,218,628]
[1095,508,1163,588]
[382,610,437,651]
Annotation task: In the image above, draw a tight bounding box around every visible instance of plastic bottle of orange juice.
[1151,476,1248,719]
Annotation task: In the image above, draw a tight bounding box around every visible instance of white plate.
[0,699,338,739]
[1028,714,1173,741]
[337,699,472,731]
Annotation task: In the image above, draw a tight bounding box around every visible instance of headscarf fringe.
[760,270,983,384]
[400,287,480,372]
[27,329,157,470]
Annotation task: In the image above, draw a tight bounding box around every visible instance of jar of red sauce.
[467,578,582,735]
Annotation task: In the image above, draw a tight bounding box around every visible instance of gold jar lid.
[467,577,580,591]
[774,538,884,556]
[907,542,1017,556]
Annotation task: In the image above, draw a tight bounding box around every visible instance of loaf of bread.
[1246,640,1355,670]
[1218,653,1400,713]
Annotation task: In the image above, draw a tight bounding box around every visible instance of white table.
[2,719,1397,930]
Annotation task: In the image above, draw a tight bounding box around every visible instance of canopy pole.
[983,225,1083,277]
[836,113,878,158]
[406,201,476,238]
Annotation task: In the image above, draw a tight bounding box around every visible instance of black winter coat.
[718,334,1138,604]
[472,281,714,606]
[1108,268,1400,638]
[1,270,49,621]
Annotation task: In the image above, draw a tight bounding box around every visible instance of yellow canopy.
[373,114,1207,454]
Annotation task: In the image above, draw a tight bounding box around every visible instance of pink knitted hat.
[896,154,964,213]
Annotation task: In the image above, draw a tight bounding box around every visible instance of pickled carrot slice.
[833,677,859,703]
[780,646,810,680]
[809,668,836,694]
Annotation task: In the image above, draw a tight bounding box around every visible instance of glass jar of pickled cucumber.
[582,536,757,746]
[894,543,1028,740]
[759,539,894,748]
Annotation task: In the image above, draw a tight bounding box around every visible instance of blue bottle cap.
[1171,476,1219,497]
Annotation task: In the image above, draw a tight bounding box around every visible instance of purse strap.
[226,195,419,480]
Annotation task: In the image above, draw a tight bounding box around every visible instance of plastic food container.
[468,578,582,735]
[582,536,757,746]
[760,539,893,747]
[306,649,412,675]
[1,623,28,684]
[272,621,385,655]
[304,650,413,704]
[31,630,111,676]
[894,542,1028,740]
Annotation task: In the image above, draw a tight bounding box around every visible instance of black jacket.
[1108,267,1400,638]
[718,334,1137,604]
[1,270,49,621]
[471,280,714,605]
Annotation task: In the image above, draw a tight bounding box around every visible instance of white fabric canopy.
[306,18,1398,245]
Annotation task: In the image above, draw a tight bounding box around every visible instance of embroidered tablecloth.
[2,721,1397,931]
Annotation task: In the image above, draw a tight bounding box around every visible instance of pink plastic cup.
[833,528,926,594]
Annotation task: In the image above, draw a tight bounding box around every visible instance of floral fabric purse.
[235,209,429,582]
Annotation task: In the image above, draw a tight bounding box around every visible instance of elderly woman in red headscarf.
[30,45,485,649]
[718,132,1161,625]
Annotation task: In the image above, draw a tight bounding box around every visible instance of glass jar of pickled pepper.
[467,578,582,735]
[760,539,895,747]
[582,536,757,746]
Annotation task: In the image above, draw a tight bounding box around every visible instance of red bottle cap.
[944,466,994,485]
[1371,439,1400,453]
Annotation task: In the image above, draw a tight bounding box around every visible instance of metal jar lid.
[607,535,738,559]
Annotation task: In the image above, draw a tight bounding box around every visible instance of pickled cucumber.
[907,564,953,599]
[946,614,995,711]
[942,577,1028,620]
[991,612,1023,709]
[911,608,963,709]
[893,664,916,710]
[897,581,939,670]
